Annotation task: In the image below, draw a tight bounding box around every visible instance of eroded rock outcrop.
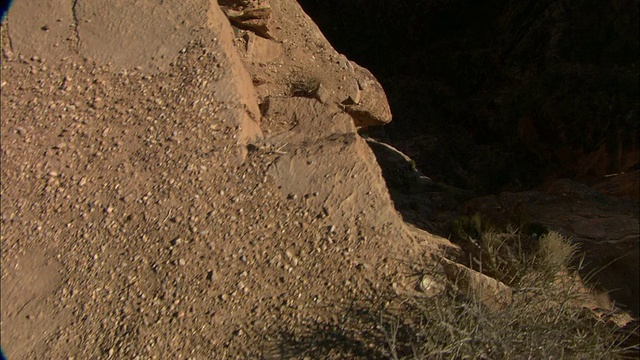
[225,0,392,128]
[219,0,274,39]
[216,0,430,253]
[0,1,450,358]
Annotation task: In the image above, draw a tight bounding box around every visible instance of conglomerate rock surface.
[1,1,446,358]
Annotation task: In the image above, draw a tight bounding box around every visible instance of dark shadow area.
[270,322,387,359]
[299,0,639,317]
[266,299,394,359]
[578,239,640,317]
[0,0,13,23]
[299,0,639,196]
[362,136,472,238]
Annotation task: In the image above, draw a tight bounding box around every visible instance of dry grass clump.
[538,230,578,273]
[382,219,638,359]
[290,77,321,98]
[451,214,579,286]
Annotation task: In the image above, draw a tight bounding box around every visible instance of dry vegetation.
[379,218,639,359]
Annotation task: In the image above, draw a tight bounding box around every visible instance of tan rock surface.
[231,0,393,127]
[0,1,448,358]
[440,258,512,312]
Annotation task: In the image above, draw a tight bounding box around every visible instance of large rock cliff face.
[1,1,448,358]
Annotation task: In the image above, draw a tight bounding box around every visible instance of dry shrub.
[382,227,638,359]
[537,230,579,273]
